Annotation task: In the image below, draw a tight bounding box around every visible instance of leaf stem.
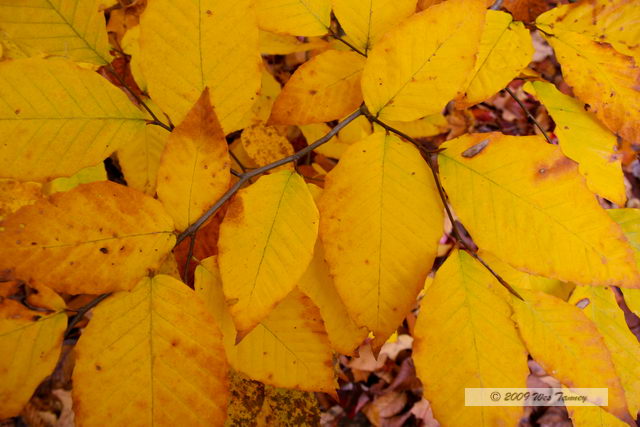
[104,64,174,132]
[175,108,363,246]
[64,293,112,338]
[362,107,524,300]
[504,86,553,144]
[328,29,367,57]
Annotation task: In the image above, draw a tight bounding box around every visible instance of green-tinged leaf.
[0,0,111,64]
[43,163,107,195]
[439,133,640,287]
[608,209,640,317]
[0,58,146,181]
[569,285,640,416]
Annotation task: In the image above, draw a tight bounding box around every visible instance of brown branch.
[362,107,524,300]
[504,86,553,144]
[64,293,112,338]
[104,64,173,132]
[175,108,363,246]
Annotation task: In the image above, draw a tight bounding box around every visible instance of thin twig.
[328,29,367,57]
[175,108,363,246]
[229,150,248,173]
[363,109,524,300]
[230,168,242,177]
[64,293,112,338]
[505,86,553,144]
[104,65,173,132]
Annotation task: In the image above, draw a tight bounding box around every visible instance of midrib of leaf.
[378,32,453,114]
[44,0,108,64]
[465,24,511,90]
[298,0,329,32]
[0,311,65,338]
[38,231,174,249]
[364,0,373,54]
[261,323,310,371]
[441,154,611,260]
[248,172,295,300]
[375,140,386,331]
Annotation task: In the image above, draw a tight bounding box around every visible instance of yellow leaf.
[43,163,107,195]
[569,285,640,417]
[536,0,640,62]
[118,121,170,196]
[536,27,640,142]
[512,289,632,423]
[319,132,443,345]
[218,171,319,333]
[121,26,146,92]
[0,0,111,64]
[524,81,625,206]
[139,0,261,133]
[72,275,229,426]
[439,132,640,287]
[259,30,329,54]
[241,124,294,171]
[569,404,630,427]
[413,250,528,426]
[195,258,336,393]
[332,0,417,54]
[299,239,368,356]
[0,181,175,294]
[0,281,66,418]
[361,0,485,121]
[375,114,448,139]
[238,69,282,128]
[299,123,349,159]
[0,58,146,181]
[337,114,373,144]
[0,180,42,221]
[157,89,231,231]
[256,0,331,36]
[300,116,373,159]
[478,250,575,300]
[269,50,365,125]
[457,10,533,108]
